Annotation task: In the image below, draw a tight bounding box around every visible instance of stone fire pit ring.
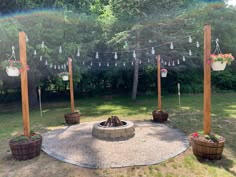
[92,120,135,141]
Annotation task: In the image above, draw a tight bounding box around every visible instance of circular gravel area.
[42,121,189,168]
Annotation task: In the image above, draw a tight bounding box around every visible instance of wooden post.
[68,57,75,113]
[19,32,30,137]
[157,55,162,110]
[203,25,211,135]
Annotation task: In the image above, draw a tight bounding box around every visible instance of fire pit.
[92,116,135,141]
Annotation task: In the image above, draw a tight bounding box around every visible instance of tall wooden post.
[68,57,75,113]
[157,55,162,110]
[204,25,211,135]
[19,32,30,137]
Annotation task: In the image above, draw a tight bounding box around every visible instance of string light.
[26,35,29,42]
[131,61,134,65]
[168,62,170,66]
[41,41,45,48]
[58,65,60,70]
[189,50,192,56]
[170,42,174,49]
[151,47,155,55]
[59,46,62,54]
[172,61,175,66]
[183,56,186,61]
[115,63,117,67]
[40,56,42,61]
[188,36,192,43]
[123,62,126,67]
[133,50,136,58]
[177,59,180,64]
[77,48,80,57]
[139,60,142,64]
[34,50,37,56]
[82,61,85,65]
[96,52,99,59]
[196,41,200,48]
[45,60,48,65]
[54,65,56,69]
[107,62,109,67]
[164,61,167,65]
[114,52,118,59]
[99,62,101,67]
[50,63,52,68]
[161,59,164,64]
[90,62,93,66]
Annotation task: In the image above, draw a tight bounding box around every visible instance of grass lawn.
[0,93,235,177]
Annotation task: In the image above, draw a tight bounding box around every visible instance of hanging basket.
[6,66,20,77]
[161,72,168,77]
[211,61,226,71]
[62,75,69,81]
[191,136,225,160]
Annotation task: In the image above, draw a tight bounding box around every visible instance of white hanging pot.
[211,61,226,71]
[62,75,69,81]
[6,66,20,77]
[161,71,168,78]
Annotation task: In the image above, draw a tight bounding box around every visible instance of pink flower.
[192,132,199,138]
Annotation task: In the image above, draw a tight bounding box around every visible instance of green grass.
[0,93,236,177]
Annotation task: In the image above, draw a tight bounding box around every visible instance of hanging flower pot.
[59,72,69,81]
[161,68,168,77]
[209,54,234,71]
[1,60,23,77]
[6,66,20,77]
[210,61,226,71]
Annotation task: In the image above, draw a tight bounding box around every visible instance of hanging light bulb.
[196,41,200,48]
[99,62,101,67]
[41,41,45,48]
[148,58,150,63]
[164,61,167,65]
[115,63,117,67]
[40,56,42,61]
[123,62,126,67]
[139,60,142,64]
[151,47,155,55]
[133,50,136,58]
[77,48,80,57]
[34,50,37,56]
[26,35,29,42]
[123,41,128,49]
[168,62,170,66]
[188,36,192,43]
[50,63,52,68]
[96,52,99,59]
[161,59,164,64]
[107,62,109,67]
[59,46,62,54]
[170,42,174,49]
[45,60,48,65]
[189,50,192,56]
[177,59,180,64]
[131,61,134,65]
[90,62,93,66]
[82,61,85,65]
[54,65,56,69]
[183,56,186,61]
[58,65,60,70]
[64,64,66,69]
[114,52,118,59]
[172,61,175,66]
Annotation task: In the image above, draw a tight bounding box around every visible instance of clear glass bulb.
[183,56,186,61]
[59,46,62,54]
[188,36,192,43]
[114,52,118,59]
[170,42,174,49]
[133,50,136,58]
[96,52,99,59]
[189,50,192,56]
[151,47,155,55]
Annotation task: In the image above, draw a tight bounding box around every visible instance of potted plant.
[161,68,168,77]
[64,110,80,124]
[190,131,225,160]
[59,72,69,81]
[1,60,22,77]
[9,131,42,160]
[209,53,234,71]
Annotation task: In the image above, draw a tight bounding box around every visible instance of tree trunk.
[131,30,140,100]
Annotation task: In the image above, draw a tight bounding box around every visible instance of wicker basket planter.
[152,110,168,123]
[9,135,42,161]
[64,112,80,125]
[6,66,20,77]
[191,134,225,160]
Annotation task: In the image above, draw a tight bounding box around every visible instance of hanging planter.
[1,60,23,77]
[59,72,69,81]
[190,131,225,160]
[161,68,168,77]
[209,54,234,71]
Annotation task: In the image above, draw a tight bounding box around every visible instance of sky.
[226,0,236,5]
